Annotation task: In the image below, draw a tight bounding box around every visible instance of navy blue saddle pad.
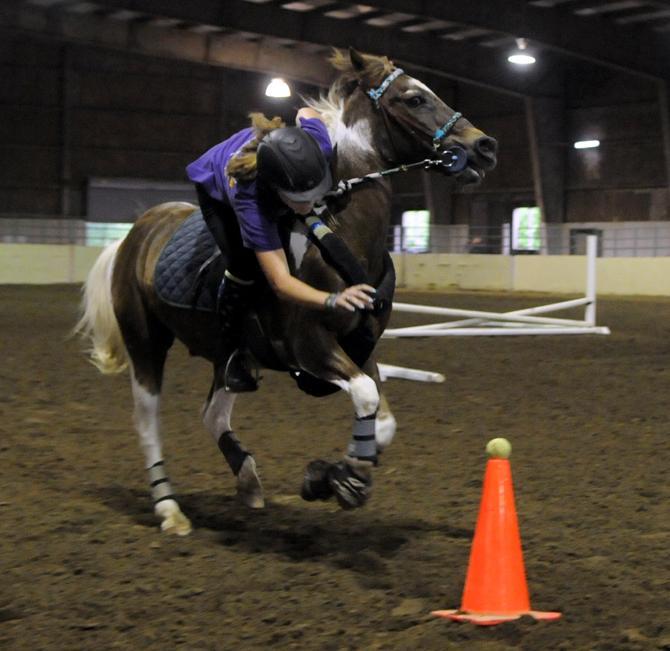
[154,209,223,311]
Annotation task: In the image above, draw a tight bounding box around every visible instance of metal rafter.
[9,0,670,87]
[1,0,335,85]
[348,0,669,79]
[56,0,563,95]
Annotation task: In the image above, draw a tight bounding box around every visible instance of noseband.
[366,68,463,156]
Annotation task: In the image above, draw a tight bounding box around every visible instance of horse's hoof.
[155,500,192,536]
[328,459,373,510]
[237,456,265,509]
[301,460,334,501]
[160,512,193,536]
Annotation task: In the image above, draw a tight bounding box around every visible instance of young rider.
[186,107,376,392]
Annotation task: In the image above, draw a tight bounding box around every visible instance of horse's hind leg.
[201,367,264,508]
[120,310,192,535]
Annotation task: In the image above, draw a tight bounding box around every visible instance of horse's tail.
[74,238,128,375]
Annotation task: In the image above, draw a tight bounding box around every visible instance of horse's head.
[333,48,498,185]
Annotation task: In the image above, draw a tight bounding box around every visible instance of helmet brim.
[278,167,333,203]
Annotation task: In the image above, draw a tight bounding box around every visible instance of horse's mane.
[304,49,395,125]
[229,50,395,179]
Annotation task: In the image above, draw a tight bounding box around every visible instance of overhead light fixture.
[508,38,536,66]
[265,77,291,98]
[574,140,600,149]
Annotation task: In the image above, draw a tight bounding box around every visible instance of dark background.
[2,0,669,231]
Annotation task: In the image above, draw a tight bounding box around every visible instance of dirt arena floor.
[1,284,669,651]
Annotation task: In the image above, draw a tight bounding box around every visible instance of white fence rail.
[2,218,670,257]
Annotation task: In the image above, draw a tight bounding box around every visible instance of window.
[401,210,430,252]
[512,207,541,252]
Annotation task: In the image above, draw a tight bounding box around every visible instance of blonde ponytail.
[226,113,286,182]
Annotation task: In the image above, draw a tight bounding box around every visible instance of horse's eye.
[404,95,425,108]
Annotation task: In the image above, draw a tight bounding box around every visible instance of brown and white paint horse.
[76,49,497,535]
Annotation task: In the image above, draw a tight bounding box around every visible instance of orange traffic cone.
[432,438,561,626]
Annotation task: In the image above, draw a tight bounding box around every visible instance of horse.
[76,48,497,535]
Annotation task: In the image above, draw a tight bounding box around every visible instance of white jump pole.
[387,296,591,334]
[379,234,609,381]
[378,363,445,383]
[384,233,609,338]
[390,302,589,327]
[585,234,597,327]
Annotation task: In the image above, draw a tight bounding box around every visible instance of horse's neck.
[325,109,391,250]
[330,115,385,180]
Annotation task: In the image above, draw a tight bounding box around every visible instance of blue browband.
[366,68,405,107]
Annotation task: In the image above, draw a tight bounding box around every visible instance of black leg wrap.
[148,461,175,504]
[217,430,249,476]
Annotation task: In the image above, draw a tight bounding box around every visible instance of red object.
[432,458,561,625]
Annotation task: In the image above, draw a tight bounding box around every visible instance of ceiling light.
[508,53,536,65]
[574,140,600,149]
[265,78,291,98]
[508,37,536,66]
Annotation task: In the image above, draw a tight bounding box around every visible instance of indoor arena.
[1,2,669,650]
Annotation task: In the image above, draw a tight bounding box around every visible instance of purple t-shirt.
[186,117,333,251]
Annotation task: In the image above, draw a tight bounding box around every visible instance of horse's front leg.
[201,368,264,508]
[297,338,381,509]
[362,355,397,453]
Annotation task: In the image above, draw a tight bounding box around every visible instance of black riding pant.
[195,184,258,282]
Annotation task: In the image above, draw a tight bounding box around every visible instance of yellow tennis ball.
[486,437,512,459]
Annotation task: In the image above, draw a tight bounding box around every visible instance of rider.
[186,108,376,392]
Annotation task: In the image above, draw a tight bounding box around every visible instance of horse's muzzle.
[474,135,498,170]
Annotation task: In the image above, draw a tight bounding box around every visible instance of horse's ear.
[349,47,367,73]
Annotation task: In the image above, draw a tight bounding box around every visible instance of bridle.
[314,67,469,205]
[365,67,463,160]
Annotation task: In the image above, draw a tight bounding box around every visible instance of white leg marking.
[131,373,163,468]
[202,387,236,442]
[236,456,265,509]
[131,371,192,535]
[333,374,380,418]
[375,411,397,450]
[376,393,396,450]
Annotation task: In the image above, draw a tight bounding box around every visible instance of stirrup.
[223,349,259,393]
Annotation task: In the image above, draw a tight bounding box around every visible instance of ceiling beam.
[2,1,335,85]
[78,0,565,96]
[356,0,670,80]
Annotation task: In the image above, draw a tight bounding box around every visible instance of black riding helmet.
[257,127,332,203]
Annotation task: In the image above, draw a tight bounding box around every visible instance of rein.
[300,66,468,300]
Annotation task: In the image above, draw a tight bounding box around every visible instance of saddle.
[154,209,396,396]
[154,209,224,312]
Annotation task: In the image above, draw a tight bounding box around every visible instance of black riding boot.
[216,271,258,393]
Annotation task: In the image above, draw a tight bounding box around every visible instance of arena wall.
[3,244,670,296]
[0,244,103,284]
[392,252,670,296]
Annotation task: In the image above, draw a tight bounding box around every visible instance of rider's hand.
[326,284,376,312]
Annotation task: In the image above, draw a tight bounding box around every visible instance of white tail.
[74,239,128,374]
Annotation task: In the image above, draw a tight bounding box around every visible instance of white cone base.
[432,609,562,626]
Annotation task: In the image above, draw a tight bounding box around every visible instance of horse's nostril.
[475,136,498,161]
